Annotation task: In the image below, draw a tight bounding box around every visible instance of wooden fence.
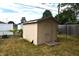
[58,24,79,36]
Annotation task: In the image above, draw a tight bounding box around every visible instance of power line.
[15,3,58,12]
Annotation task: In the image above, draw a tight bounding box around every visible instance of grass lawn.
[0,35,79,56]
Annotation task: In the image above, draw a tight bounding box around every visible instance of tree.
[60,3,79,21]
[55,9,76,24]
[21,17,26,23]
[42,10,53,18]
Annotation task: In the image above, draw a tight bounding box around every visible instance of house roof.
[0,21,6,24]
[23,16,59,25]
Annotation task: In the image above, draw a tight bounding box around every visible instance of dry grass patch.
[0,35,79,56]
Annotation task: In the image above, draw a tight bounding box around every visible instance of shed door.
[44,22,52,42]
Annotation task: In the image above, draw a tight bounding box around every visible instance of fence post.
[66,23,67,40]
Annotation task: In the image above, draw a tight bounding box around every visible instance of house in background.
[0,21,13,36]
[8,21,17,30]
[0,21,6,24]
[23,16,58,45]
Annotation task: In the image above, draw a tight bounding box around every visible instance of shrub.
[2,35,8,39]
[18,29,23,37]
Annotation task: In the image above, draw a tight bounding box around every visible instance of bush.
[2,35,8,39]
[9,29,17,36]
[18,29,23,37]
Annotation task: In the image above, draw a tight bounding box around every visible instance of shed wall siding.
[23,23,38,45]
[37,19,57,44]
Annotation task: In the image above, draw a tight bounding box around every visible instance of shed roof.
[23,16,59,25]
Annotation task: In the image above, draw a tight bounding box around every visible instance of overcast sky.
[0,0,79,24]
[0,0,60,24]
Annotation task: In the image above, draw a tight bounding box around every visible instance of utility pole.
[58,3,60,20]
[74,3,77,21]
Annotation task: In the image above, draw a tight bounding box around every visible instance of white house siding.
[17,24,23,30]
[0,24,13,35]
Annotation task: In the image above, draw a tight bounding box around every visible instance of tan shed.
[23,16,58,45]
